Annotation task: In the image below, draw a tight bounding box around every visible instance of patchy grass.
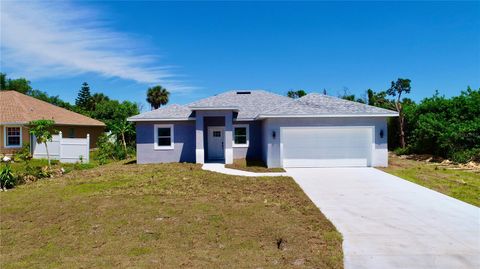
[226,159,285,173]
[380,154,480,207]
[0,161,342,268]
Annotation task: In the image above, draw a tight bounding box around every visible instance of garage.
[281,127,373,167]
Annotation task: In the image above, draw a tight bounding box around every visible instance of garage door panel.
[282,127,372,167]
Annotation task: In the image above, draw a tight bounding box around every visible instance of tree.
[287,90,307,99]
[387,78,412,148]
[110,119,135,156]
[146,85,169,110]
[75,82,93,110]
[0,73,32,94]
[29,120,57,167]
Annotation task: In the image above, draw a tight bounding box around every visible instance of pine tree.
[75,82,93,110]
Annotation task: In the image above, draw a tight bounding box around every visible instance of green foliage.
[147,85,170,109]
[75,82,93,110]
[387,78,411,98]
[0,162,16,189]
[0,73,32,93]
[95,134,134,164]
[14,144,32,162]
[29,120,57,167]
[29,89,73,109]
[405,88,480,162]
[393,147,410,156]
[287,90,307,99]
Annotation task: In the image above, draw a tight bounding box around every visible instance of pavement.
[286,167,480,269]
[202,163,288,177]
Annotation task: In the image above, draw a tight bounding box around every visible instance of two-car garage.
[281,127,374,168]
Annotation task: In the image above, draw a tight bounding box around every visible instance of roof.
[128,90,398,121]
[0,91,105,126]
[187,90,292,119]
[127,104,194,121]
[258,93,398,118]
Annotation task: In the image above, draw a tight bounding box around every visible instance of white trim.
[3,125,23,148]
[257,113,398,119]
[154,124,174,150]
[127,118,194,122]
[279,126,375,168]
[232,124,249,148]
[196,149,204,164]
[233,118,256,121]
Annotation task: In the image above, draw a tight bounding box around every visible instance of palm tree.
[146,86,169,110]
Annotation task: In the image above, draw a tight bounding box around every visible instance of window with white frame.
[154,124,174,149]
[4,126,22,147]
[233,124,249,147]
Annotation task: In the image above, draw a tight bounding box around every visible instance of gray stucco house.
[128,90,398,168]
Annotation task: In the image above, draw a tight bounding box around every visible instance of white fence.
[32,132,90,163]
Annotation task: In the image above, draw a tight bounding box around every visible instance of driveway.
[286,167,480,269]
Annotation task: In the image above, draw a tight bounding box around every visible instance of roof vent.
[236,91,251,95]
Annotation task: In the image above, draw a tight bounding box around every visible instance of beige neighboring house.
[0,90,105,155]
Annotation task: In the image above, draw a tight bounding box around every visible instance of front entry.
[207,126,225,161]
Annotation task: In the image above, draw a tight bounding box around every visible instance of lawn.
[380,154,480,207]
[0,161,343,268]
[225,158,286,173]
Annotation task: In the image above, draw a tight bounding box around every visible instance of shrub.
[451,148,480,164]
[393,147,410,156]
[0,162,16,190]
[95,134,135,164]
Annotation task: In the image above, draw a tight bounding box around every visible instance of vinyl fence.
[32,131,90,163]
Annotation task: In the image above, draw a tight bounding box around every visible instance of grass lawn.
[380,154,480,207]
[0,161,342,268]
[225,158,286,173]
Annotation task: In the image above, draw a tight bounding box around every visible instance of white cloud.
[0,0,194,92]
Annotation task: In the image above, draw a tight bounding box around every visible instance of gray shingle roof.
[128,104,193,121]
[259,93,398,117]
[128,91,398,121]
[187,90,292,119]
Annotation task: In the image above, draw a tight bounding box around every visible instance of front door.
[207,127,225,160]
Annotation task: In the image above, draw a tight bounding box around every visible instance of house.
[128,90,398,168]
[0,90,105,155]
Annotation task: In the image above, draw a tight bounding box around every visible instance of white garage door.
[282,127,373,167]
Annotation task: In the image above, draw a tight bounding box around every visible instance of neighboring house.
[0,91,105,155]
[128,90,398,168]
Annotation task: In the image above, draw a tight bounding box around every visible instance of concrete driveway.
[286,167,480,269]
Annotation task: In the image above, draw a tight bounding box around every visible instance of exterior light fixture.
[380,129,384,138]
[272,131,276,139]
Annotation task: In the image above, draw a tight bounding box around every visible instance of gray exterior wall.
[263,117,389,168]
[136,121,195,164]
[232,120,263,160]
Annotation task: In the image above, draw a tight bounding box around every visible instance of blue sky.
[1,1,479,110]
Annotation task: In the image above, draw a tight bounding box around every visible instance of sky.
[1,1,479,111]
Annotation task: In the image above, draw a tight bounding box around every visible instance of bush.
[95,134,135,164]
[393,147,410,156]
[0,162,16,190]
[451,148,480,164]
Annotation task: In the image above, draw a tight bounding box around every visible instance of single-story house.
[128,90,398,168]
[0,90,105,155]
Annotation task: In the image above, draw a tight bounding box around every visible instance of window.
[154,124,174,150]
[68,128,75,138]
[213,131,221,137]
[233,124,249,147]
[4,126,22,148]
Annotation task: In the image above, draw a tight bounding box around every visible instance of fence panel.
[32,132,90,163]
